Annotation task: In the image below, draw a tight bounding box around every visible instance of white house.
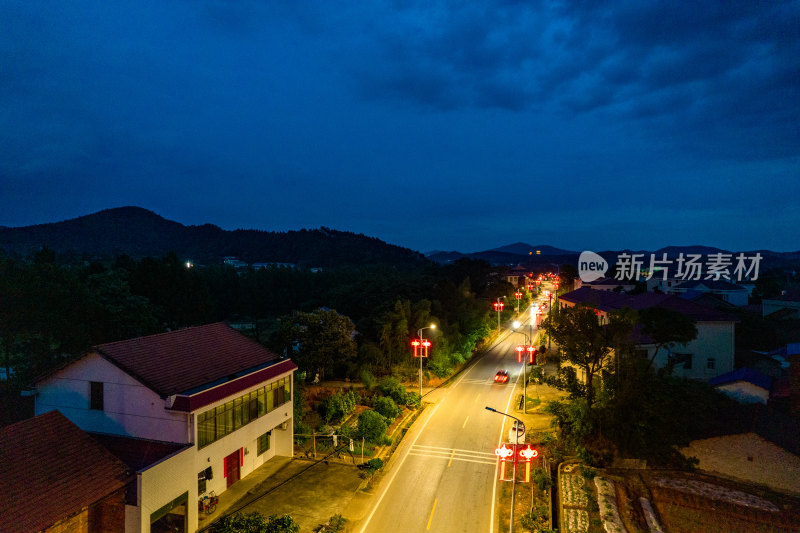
[558,287,737,381]
[33,322,296,533]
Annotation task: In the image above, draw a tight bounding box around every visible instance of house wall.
[35,353,189,443]
[136,446,196,533]
[723,290,748,306]
[648,321,735,380]
[46,509,88,533]
[129,371,294,533]
[193,372,294,498]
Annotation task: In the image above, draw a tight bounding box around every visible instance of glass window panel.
[266,387,274,412]
[233,398,242,430]
[216,411,226,439]
[258,389,266,416]
[225,407,234,435]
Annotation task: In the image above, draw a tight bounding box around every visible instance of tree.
[275,308,357,380]
[356,409,388,443]
[373,396,401,420]
[638,306,698,373]
[541,305,614,407]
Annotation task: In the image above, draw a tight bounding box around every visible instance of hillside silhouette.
[0,207,425,267]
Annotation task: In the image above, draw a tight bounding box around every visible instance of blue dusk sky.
[1,1,798,253]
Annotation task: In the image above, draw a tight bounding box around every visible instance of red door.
[225,450,240,487]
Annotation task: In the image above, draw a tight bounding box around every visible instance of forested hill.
[0,207,426,267]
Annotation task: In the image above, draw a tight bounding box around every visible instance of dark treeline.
[1,248,525,423]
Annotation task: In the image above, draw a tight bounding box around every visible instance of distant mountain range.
[0,207,425,267]
[427,242,800,267]
[2,208,797,269]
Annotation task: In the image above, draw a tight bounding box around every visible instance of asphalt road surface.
[359,308,542,533]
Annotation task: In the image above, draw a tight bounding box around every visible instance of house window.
[198,470,207,494]
[196,376,293,449]
[707,358,716,370]
[90,381,104,410]
[257,431,271,455]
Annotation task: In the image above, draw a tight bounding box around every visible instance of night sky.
[2,1,798,253]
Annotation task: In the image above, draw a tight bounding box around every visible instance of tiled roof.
[559,287,734,321]
[0,411,132,532]
[89,433,189,471]
[708,367,773,391]
[672,279,747,291]
[584,277,635,286]
[94,322,282,397]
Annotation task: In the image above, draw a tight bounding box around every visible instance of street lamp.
[416,324,436,397]
[514,290,522,314]
[493,298,505,329]
[512,321,536,414]
[486,406,525,533]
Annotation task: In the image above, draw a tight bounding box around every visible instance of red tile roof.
[89,433,189,471]
[94,322,283,397]
[559,287,735,321]
[0,411,132,532]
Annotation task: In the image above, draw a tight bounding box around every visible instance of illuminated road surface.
[359,308,542,533]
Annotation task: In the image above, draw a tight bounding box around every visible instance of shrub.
[366,458,384,474]
[378,376,409,406]
[315,514,347,532]
[320,389,358,423]
[519,505,549,532]
[360,369,376,389]
[578,464,597,480]
[533,467,552,492]
[373,396,401,420]
[212,512,299,533]
[356,409,388,443]
[406,391,421,409]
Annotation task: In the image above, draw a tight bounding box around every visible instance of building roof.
[672,279,747,292]
[559,286,734,321]
[89,433,189,471]
[0,411,132,532]
[583,277,635,287]
[93,322,283,397]
[708,367,773,391]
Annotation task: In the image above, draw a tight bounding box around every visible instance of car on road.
[494,369,509,383]
[508,420,526,443]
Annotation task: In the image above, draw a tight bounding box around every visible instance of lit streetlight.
[486,406,525,533]
[493,298,505,328]
[512,321,537,414]
[415,324,436,397]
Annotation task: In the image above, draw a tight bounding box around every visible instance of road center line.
[448,449,455,467]
[427,499,438,530]
[462,415,469,429]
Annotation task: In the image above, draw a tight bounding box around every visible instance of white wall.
[35,353,189,442]
[647,321,735,380]
[193,373,294,498]
[129,371,294,533]
[137,447,196,533]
